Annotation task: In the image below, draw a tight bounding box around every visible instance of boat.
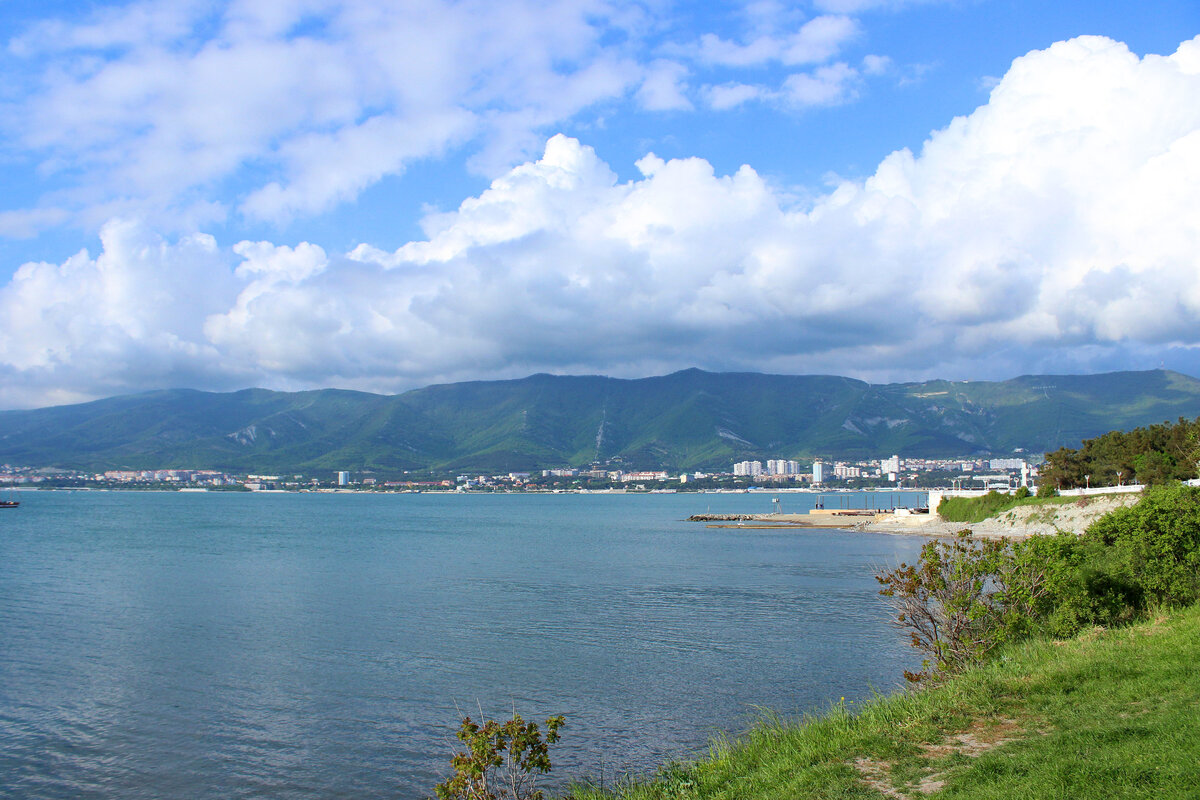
[0,500,18,508]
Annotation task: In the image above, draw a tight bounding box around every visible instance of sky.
[0,0,1198,409]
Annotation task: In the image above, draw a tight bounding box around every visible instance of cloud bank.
[2,35,1199,408]
[3,0,878,234]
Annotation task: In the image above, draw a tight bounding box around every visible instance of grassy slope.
[936,493,1076,524]
[571,604,1200,799]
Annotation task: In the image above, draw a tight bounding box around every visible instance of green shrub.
[876,534,1048,682]
[1010,534,1142,637]
[881,485,1200,675]
[1036,482,1058,498]
[1085,483,1200,607]
[434,711,565,800]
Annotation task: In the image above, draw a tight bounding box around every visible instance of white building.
[833,462,861,479]
[812,460,825,484]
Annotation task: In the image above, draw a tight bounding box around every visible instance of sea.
[0,490,928,799]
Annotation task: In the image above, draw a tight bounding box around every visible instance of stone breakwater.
[687,512,884,528]
[687,513,763,522]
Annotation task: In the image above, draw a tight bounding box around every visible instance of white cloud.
[0,219,241,406]
[704,62,862,110]
[5,0,646,230]
[637,60,693,111]
[0,208,70,239]
[695,15,859,67]
[862,54,892,75]
[781,62,861,106]
[2,35,1200,407]
[704,82,766,110]
[813,0,952,12]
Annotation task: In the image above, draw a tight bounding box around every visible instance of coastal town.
[0,453,1038,492]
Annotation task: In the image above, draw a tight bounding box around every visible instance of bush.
[434,711,565,800]
[1036,482,1058,498]
[1010,534,1142,637]
[1085,483,1200,607]
[881,484,1200,680]
[876,533,1049,682]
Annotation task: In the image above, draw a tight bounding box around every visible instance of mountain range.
[3,369,1200,473]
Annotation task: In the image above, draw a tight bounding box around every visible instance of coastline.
[690,492,1140,539]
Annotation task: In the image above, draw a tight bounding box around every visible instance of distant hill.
[3,369,1200,473]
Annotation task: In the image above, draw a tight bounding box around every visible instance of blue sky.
[0,0,1198,408]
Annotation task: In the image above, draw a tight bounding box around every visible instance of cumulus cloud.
[2,35,1200,407]
[0,219,242,407]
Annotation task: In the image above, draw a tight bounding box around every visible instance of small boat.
[0,500,19,508]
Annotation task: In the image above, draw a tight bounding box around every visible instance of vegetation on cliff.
[1042,414,1200,489]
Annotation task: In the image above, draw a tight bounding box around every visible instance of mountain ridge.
[3,368,1199,473]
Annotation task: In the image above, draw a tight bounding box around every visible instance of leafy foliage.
[1036,481,1058,498]
[434,712,565,800]
[1042,415,1200,489]
[1084,483,1200,607]
[883,483,1200,680]
[1010,533,1142,637]
[876,533,1049,681]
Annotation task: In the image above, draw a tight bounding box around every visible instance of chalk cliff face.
[1,369,1198,473]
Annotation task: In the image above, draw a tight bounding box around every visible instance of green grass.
[937,491,1076,524]
[567,604,1200,799]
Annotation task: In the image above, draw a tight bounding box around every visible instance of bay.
[0,490,927,799]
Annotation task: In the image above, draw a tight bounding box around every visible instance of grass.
[936,491,1076,524]
[567,604,1200,799]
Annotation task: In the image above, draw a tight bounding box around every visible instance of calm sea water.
[0,490,927,799]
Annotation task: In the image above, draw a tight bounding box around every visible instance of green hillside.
[3,369,1200,472]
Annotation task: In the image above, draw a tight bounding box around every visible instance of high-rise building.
[337,471,349,486]
[812,460,825,484]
